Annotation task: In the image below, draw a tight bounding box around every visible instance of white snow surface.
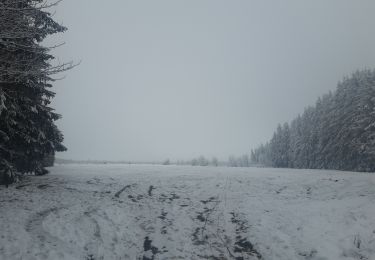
[0,164,375,260]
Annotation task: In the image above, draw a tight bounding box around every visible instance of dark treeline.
[0,1,71,185]
[252,70,375,172]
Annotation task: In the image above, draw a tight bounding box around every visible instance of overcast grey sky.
[50,0,375,162]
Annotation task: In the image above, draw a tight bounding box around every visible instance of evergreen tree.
[252,69,375,172]
[0,0,72,184]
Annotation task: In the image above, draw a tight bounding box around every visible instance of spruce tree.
[252,69,375,172]
[0,0,72,184]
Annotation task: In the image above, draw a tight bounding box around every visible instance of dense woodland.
[0,1,70,185]
[252,70,375,172]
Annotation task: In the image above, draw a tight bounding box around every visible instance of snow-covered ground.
[0,164,374,260]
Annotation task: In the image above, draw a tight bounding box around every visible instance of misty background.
[50,0,375,162]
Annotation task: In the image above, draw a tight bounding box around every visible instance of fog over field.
[50,0,375,162]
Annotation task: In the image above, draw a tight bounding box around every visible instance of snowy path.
[0,165,374,260]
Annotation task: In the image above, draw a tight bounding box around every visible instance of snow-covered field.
[0,164,374,260]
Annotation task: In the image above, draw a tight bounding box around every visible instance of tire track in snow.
[229,211,262,260]
[25,207,81,258]
[81,207,104,258]
[192,195,233,259]
[189,178,263,259]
